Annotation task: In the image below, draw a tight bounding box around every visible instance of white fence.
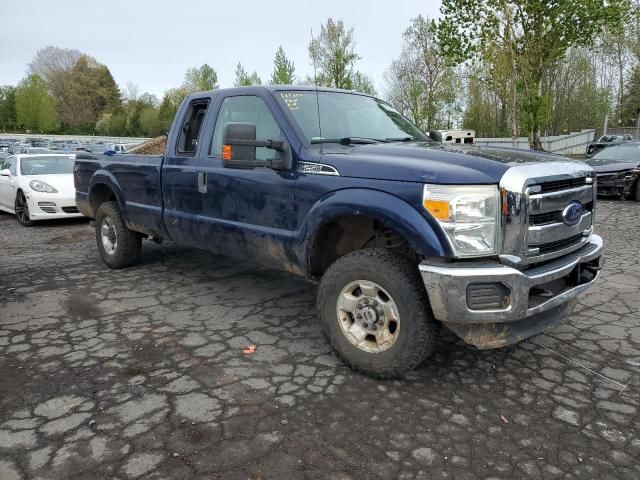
[475,129,596,155]
[0,133,150,145]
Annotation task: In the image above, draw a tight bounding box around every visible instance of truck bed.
[75,153,166,237]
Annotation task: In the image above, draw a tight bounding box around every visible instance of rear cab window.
[177,100,210,155]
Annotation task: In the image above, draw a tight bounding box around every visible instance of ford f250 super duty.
[75,86,603,378]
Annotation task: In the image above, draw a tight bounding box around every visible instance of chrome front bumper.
[419,235,603,348]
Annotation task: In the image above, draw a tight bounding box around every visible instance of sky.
[0,0,441,100]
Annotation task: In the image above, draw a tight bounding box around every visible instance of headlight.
[29,180,57,193]
[423,184,499,257]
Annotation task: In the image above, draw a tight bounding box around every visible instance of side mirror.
[0,169,10,177]
[222,122,292,171]
[223,122,257,164]
[429,130,443,143]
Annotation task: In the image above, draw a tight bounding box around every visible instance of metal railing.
[0,133,150,145]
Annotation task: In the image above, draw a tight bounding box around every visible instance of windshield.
[20,156,74,175]
[587,145,640,165]
[278,91,426,144]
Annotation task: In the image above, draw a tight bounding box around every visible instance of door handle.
[197,172,207,194]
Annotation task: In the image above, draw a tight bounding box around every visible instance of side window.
[211,96,282,161]
[177,100,209,155]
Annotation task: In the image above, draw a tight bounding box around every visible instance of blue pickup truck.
[75,86,603,378]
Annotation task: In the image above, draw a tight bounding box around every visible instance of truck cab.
[75,86,603,378]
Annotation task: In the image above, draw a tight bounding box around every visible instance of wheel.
[317,248,437,379]
[14,191,33,226]
[94,201,142,268]
[634,179,640,202]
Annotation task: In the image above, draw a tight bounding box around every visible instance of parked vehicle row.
[0,138,132,156]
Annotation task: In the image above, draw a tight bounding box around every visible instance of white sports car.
[0,154,85,226]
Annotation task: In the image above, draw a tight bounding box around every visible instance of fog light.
[466,283,510,310]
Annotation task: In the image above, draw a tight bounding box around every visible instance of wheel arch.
[300,189,450,278]
[87,171,129,224]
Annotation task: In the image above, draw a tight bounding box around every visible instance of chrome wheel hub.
[101,216,117,255]
[336,280,400,353]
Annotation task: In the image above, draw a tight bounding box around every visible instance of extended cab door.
[162,98,210,246]
[198,93,296,271]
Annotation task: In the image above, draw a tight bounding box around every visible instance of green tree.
[139,107,164,137]
[385,15,460,131]
[158,87,188,131]
[436,0,628,149]
[0,86,17,131]
[96,112,128,136]
[55,55,121,129]
[349,71,375,95]
[270,47,296,84]
[15,75,58,132]
[309,18,360,88]
[183,64,219,92]
[234,63,262,87]
[621,66,640,126]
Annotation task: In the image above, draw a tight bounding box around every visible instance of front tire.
[317,249,437,379]
[95,201,142,269]
[634,179,640,202]
[15,191,33,227]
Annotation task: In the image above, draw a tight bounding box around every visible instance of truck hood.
[319,142,585,184]
[588,162,639,174]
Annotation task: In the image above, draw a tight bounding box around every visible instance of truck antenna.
[310,28,323,148]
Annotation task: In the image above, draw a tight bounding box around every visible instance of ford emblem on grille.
[562,202,584,226]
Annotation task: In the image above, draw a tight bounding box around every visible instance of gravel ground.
[0,200,639,480]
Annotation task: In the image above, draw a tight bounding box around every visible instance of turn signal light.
[222,144,232,160]
[423,199,450,221]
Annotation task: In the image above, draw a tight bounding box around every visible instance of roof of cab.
[185,84,375,102]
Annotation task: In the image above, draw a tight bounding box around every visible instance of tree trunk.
[510,61,518,148]
[530,68,544,151]
[617,43,624,126]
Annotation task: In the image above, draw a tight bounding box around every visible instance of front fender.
[295,188,450,274]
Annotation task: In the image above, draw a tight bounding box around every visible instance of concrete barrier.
[476,129,596,155]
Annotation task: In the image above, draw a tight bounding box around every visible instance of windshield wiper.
[385,136,427,142]
[310,137,388,145]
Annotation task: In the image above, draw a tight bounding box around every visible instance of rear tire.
[317,249,437,379]
[634,180,640,202]
[14,191,33,227]
[95,201,141,269]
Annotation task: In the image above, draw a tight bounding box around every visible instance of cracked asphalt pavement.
[1,200,639,480]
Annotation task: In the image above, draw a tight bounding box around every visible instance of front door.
[198,94,296,271]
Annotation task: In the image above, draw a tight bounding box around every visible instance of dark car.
[585,142,640,199]
[586,134,633,157]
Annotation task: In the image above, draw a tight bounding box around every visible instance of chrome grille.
[526,178,595,257]
[537,177,588,193]
[530,201,593,225]
[498,162,596,268]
